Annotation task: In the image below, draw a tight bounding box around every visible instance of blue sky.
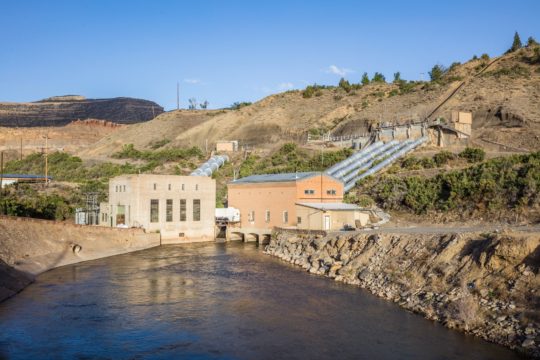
[0,0,538,110]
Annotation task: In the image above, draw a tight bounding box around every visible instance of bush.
[362,152,540,214]
[459,147,485,163]
[433,151,455,167]
[480,53,490,61]
[484,64,530,79]
[228,102,252,110]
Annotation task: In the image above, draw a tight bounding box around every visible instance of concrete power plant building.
[100,174,216,244]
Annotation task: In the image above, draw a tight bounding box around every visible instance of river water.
[0,242,523,360]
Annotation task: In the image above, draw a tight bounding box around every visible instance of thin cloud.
[278,82,294,90]
[183,78,201,84]
[326,65,354,76]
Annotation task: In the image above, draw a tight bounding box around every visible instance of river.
[0,242,524,360]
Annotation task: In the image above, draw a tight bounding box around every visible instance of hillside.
[73,44,540,159]
[0,95,164,127]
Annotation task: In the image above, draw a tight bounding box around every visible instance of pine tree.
[372,72,386,83]
[338,77,351,92]
[508,31,522,53]
[393,72,401,83]
[527,36,539,47]
[429,64,445,82]
[361,72,370,85]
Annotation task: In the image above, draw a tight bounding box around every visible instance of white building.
[100,174,216,244]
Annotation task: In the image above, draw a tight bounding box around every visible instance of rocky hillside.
[0,95,164,127]
[266,229,540,357]
[75,44,540,159]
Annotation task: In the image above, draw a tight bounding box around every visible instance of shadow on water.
[0,242,527,360]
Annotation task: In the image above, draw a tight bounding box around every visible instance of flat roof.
[296,202,362,211]
[1,174,52,180]
[231,171,340,184]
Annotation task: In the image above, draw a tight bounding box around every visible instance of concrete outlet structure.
[100,174,216,244]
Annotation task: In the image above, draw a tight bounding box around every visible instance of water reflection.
[0,242,524,360]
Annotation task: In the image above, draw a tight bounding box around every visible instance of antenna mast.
[176,82,180,110]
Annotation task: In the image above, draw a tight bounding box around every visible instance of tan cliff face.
[0,96,164,127]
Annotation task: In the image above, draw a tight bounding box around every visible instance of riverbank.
[0,215,160,302]
[265,229,540,358]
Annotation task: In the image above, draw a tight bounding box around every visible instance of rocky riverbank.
[265,229,540,358]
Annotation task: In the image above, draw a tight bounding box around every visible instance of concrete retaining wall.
[0,215,161,301]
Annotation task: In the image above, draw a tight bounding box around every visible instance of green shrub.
[362,152,540,214]
[228,102,252,110]
[459,147,485,163]
[433,150,455,167]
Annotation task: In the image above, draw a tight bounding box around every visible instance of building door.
[324,215,331,230]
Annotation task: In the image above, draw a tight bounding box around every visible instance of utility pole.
[0,151,3,215]
[44,134,49,186]
[176,82,180,110]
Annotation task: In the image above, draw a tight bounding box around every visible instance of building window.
[283,211,288,224]
[115,185,118,192]
[297,216,302,224]
[181,184,185,191]
[265,210,270,223]
[195,184,199,191]
[304,189,315,195]
[153,183,157,190]
[326,189,336,195]
[180,199,186,221]
[166,199,173,222]
[116,205,126,225]
[193,199,201,221]
[150,199,159,223]
[168,184,171,191]
[123,185,126,192]
[248,210,255,222]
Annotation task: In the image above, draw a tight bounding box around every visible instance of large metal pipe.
[325,141,384,176]
[340,140,410,183]
[331,141,399,181]
[344,137,427,192]
[190,155,229,176]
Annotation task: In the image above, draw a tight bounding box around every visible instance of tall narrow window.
[195,184,199,191]
[193,199,201,221]
[168,184,171,191]
[297,216,302,224]
[181,184,185,191]
[150,199,159,223]
[153,183,157,190]
[283,211,288,224]
[180,199,186,221]
[166,199,173,222]
[265,210,270,223]
[123,185,126,192]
